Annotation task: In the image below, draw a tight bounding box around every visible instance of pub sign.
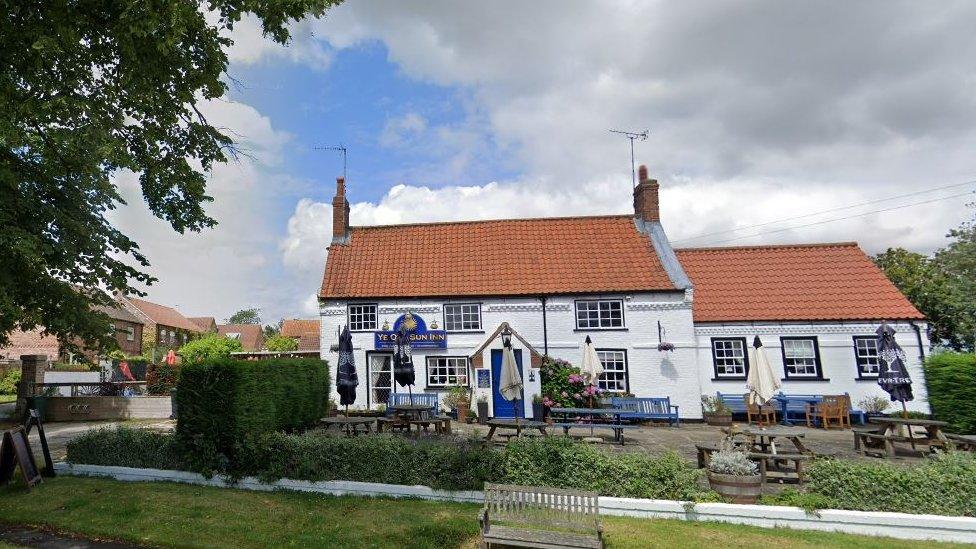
[374,313,447,350]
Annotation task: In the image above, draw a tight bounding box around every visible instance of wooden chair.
[480,483,603,548]
[744,394,777,426]
[806,395,848,429]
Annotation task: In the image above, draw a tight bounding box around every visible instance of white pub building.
[319,167,930,419]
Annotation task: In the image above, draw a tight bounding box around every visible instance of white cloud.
[221,13,334,69]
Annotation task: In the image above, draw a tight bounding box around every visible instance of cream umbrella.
[498,326,524,425]
[747,336,781,406]
[579,335,604,408]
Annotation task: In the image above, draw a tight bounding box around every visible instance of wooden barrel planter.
[703,412,733,427]
[707,472,762,504]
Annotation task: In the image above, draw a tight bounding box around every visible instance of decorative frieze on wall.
[484,304,546,313]
[694,323,916,336]
[378,306,440,314]
[626,302,692,312]
[320,307,346,317]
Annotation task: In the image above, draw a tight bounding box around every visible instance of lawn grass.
[0,477,967,548]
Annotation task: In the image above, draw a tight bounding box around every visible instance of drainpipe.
[909,320,926,363]
[540,295,549,356]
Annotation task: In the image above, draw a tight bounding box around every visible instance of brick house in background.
[118,296,204,354]
[0,328,60,363]
[91,303,144,359]
[189,317,217,333]
[217,324,265,352]
[1,303,146,363]
[281,319,320,352]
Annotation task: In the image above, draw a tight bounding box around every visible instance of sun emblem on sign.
[402,312,418,332]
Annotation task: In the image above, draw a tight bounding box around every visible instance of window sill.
[855,376,880,382]
[445,330,485,335]
[573,328,628,332]
[711,377,747,382]
[781,378,831,382]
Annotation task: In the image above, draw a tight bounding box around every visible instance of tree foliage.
[177,333,242,364]
[0,1,340,350]
[227,308,261,325]
[264,334,298,352]
[875,214,976,350]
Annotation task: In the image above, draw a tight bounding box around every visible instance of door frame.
[365,350,394,409]
[490,348,524,418]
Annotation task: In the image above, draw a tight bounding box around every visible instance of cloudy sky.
[112,1,976,324]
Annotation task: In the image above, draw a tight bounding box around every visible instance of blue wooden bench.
[386,392,438,416]
[719,392,866,426]
[611,397,680,426]
[716,392,748,415]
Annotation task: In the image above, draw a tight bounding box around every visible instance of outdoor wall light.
[501,324,513,347]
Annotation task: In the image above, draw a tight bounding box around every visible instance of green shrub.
[257,432,502,490]
[177,334,243,364]
[503,436,706,500]
[264,335,298,352]
[0,368,21,395]
[67,427,184,470]
[924,352,976,433]
[175,358,329,475]
[805,453,976,516]
[146,362,178,395]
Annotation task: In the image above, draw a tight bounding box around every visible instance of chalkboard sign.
[476,369,491,389]
[0,428,42,489]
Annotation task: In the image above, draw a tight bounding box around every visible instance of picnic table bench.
[549,408,637,445]
[856,417,949,458]
[610,397,679,426]
[484,419,548,442]
[946,434,976,451]
[480,483,603,548]
[696,442,813,485]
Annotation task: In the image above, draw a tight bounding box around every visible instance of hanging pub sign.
[374,313,447,350]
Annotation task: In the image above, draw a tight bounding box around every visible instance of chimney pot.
[633,165,660,223]
[638,165,648,182]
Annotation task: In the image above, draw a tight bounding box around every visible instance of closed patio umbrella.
[393,322,416,404]
[336,326,358,415]
[747,336,780,406]
[499,327,524,425]
[876,322,914,416]
[579,335,604,408]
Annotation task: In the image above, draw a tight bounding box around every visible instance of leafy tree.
[178,334,242,364]
[227,308,261,325]
[0,1,340,352]
[264,319,284,338]
[264,334,298,352]
[933,220,976,350]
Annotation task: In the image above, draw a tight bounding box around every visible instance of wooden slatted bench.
[611,397,680,426]
[551,423,637,445]
[480,483,603,549]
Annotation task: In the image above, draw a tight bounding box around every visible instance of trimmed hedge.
[503,436,706,500]
[803,453,976,516]
[67,426,185,470]
[924,352,976,434]
[175,358,329,474]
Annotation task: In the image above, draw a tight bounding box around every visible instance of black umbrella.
[393,323,416,404]
[876,322,914,416]
[336,326,359,414]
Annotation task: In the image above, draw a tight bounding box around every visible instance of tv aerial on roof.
[315,144,347,180]
[609,129,648,189]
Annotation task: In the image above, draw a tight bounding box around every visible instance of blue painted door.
[491,348,524,418]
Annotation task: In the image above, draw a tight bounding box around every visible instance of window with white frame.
[596,350,628,392]
[169,330,176,344]
[711,338,748,378]
[575,299,624,329]
[443,303,481,331]
[348,304,377,331]
[781,337,821,378]
[126,326,135,342]
[853,336,880,377]
[426,356,469,387]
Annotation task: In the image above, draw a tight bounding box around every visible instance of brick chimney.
[331,177,350,244]
[633,165,660,223]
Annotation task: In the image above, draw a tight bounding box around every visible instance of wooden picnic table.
[947,434,976,451]
[388,404,434,420]
[862,417,949,457]
[738,426,813,455]
[772,395,820,426]
[549,407,635,444]
[320,416,376,435]
[484,419,548,441]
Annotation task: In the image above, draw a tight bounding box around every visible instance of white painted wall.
[320,291,697,418]
[695,321,931,414]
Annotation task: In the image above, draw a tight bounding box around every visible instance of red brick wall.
[0,329,60,361]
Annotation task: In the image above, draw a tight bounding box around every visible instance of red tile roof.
[280,319,320,338]
[188,317,217,332]
[676,243,924,322]
[217,324,265,352]
[321,215,676,299]
[125,297,204,332]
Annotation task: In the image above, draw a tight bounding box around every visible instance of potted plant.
[477,394,489,424]
[858,395,890,419]
[701,395,733,426]
[532,394,545,420]
[444,386,471,423]
[706,446,762,504]
[657,342,675,352]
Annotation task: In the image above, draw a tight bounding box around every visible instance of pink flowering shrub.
[540,357,603,408]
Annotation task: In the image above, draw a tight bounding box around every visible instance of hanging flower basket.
[657,342,675,352]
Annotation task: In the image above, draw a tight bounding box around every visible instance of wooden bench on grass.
[480,483,603,549]
[611,397,680,426]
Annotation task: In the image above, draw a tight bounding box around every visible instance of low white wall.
[55,463,976,544]
[43,371,100,396]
